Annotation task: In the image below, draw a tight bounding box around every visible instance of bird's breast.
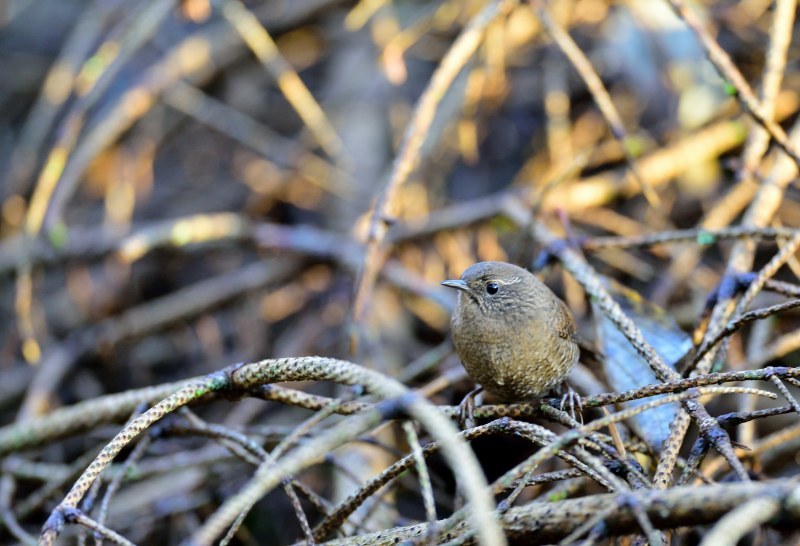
[451,310,578,401]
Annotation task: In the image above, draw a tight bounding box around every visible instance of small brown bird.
[442,261,579,403]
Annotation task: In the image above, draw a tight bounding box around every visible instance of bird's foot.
[559,383,583,424]
[458,386,484,430]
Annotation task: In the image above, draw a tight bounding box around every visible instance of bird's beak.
[441,279,469,292]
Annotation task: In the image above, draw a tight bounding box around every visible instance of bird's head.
[441,261,536,316]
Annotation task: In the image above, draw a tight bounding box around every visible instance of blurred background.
[2,0,800,543]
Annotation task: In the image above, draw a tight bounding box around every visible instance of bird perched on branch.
[442,261,580,416]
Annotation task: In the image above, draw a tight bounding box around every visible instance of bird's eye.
[486,282,499,295]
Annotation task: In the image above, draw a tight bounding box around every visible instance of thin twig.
[530,0,660,209]
[665,0,800,167]
[694,299,800,365]
[350,0,511,353]
[402,421,438,529]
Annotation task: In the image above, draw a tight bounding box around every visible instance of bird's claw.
[559,384,583,424]
[458,386,483,430]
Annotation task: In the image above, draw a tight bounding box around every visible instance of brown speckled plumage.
[442,261,578,401]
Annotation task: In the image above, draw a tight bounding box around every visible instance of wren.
[442,261,579,402]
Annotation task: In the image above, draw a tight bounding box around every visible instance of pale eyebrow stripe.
[494,276,521,285]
